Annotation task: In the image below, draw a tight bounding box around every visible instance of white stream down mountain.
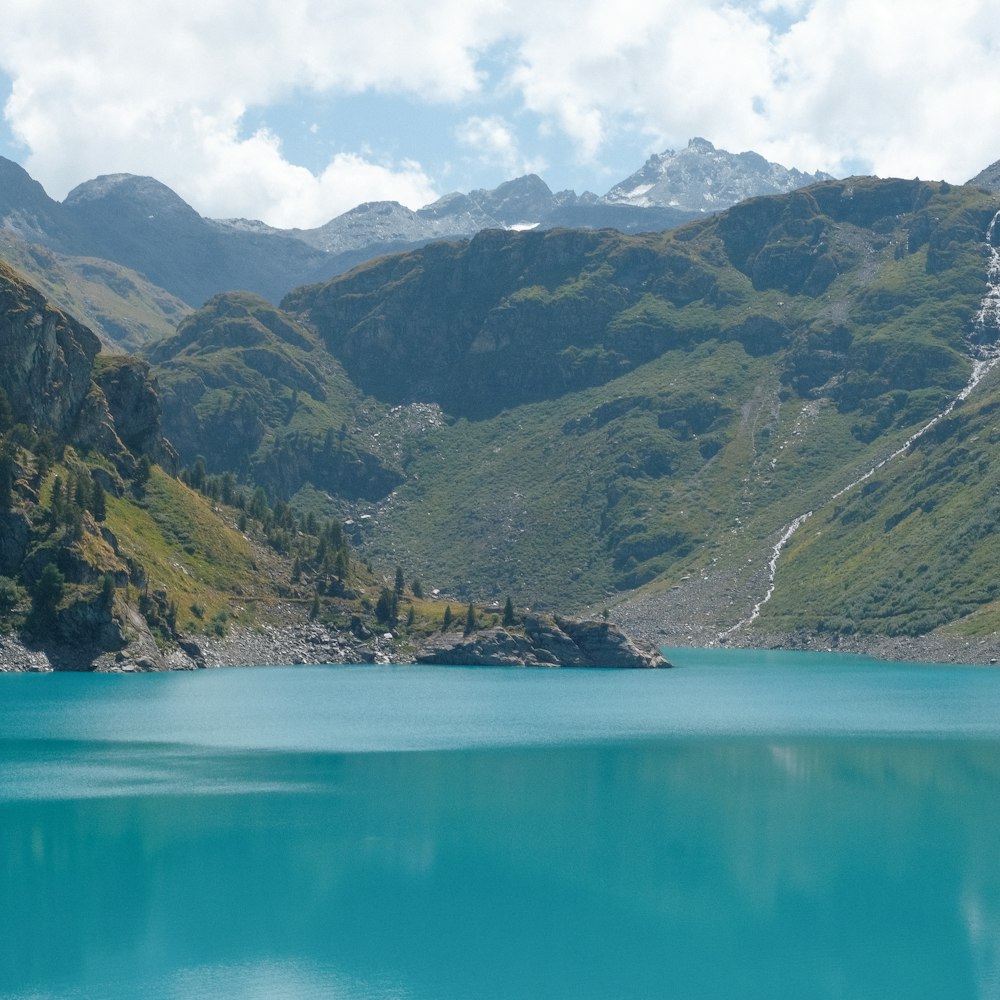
[721,209,1000,638]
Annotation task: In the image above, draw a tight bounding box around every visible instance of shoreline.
[0,621,409,673]
[651,628,1000,667]
[3,622,1000,671]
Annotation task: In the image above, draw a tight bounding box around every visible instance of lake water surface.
[2,648,1000,999]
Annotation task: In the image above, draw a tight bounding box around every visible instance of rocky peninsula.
[0,611,670,672]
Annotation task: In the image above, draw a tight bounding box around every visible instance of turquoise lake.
[2,648,1000,999]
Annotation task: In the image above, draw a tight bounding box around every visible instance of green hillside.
[279,178,1000,639]
[0,229,190,351]
[147,292,402,500]
[0,264,458,667]
[285,178,990,423]
[6,174,1000,658]
[767,386,1000,638]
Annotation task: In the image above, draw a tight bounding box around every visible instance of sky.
[0,0,997,230]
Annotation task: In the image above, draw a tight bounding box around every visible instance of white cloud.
[504,0,1000,183]
[455,115,547,178]
[508,1,776,161]
[1,0,998,227]
[753,0,1000,181]
[0,0,501,225]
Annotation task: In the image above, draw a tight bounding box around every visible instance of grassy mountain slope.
[8,172,998,651]
[285,178,991,425]
[765,384,1000,638]
[147,292,403,500]
[284,178,1000,637]
[0,229,191,351]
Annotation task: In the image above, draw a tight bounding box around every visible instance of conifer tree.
[503,596,515,627]
[375,587,394,623]
[134,456,151,497]
[100,573,116,609]
[334,547,349,581]
[49,475,63,523]
[220,471,236,506]
[0,452,14,510]
[464,602,476,636]
[0,387,12,434]
[31,563,64,625]
[91,479,107,522]
[442,604,452,630]
[190,456,207,491]
[74,475,90,512]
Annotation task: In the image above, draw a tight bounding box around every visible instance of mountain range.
[0,139,828,349]
[2,142,1000,668]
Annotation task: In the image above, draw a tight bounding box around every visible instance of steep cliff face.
[93,356,178,472]
[0,260,101,438]
[0,260,176,472]
[284,227,633,418]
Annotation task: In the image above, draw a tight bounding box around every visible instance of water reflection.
[3,738,1000,999]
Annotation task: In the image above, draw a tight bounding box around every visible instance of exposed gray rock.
[968,158,1000,193]
[416,627,556,667]
[197,619,389,668]
[604,137,833,212]
[552,615,671,668]
[93,356,178,472]
[0,262,101,438]
[0,634,51,671]
[416,615,670,668]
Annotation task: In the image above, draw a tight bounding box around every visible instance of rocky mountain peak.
[968,158,1000,193]
[0,156,70,245]
[603,138,833,212]
[417,174,559,231]
[467,174,557,227]
[64,173,201,221]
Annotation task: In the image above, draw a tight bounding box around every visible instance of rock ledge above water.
[415,615,671,668]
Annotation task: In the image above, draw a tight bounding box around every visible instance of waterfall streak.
[721,209,1000,638]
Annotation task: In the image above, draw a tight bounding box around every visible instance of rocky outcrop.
[8,600,205,673]
[0,259,178,475]
[968,158,1000,194]
[415,614,671,668]
[0,260,101,437]
[93,355,178,471]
